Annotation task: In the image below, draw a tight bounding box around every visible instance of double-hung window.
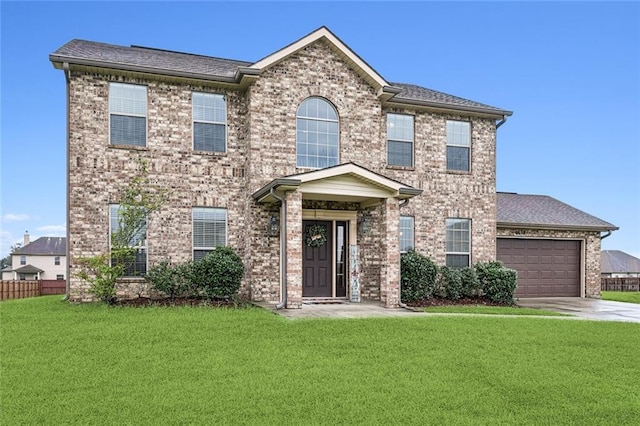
[296,97,339,169]
[54,256,60,266]
[193,92,226,152]
[399,216,415,253]
[446,218,471,268]
[193,208,227,260]
[109,204,147,276]
[446,120,471,171]
[109,83,147,147]
[20,255,26,265]
[387,113,414,167]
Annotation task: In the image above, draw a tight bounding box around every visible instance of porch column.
[380,196,400,308]
[285,189,303,309]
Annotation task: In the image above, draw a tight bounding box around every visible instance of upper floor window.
[400,216,415,253]
[54,256,60,266]
[387,113,414,167]
[110,204,147,276]
[446,120,471,171]
[193,92,226,152]
[193,208,227,261]
[109,83,147,147]
[446,218,471,268]
[297,97,339,169]
[20,255,26,265]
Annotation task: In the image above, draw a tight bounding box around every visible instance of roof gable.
[250,27,390,96]
[253,162,422,205]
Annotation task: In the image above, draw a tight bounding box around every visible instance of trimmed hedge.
[146,247,244,300]
[400,250,438,302]
[401,252,518,305]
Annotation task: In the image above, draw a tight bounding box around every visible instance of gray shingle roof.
[15,237,66,256]
[51,39,251,79]
[13,265,45,274]
[50,38,510,115]
[390,83,509,115]
[601,250,640,273]
[497,193,618,231]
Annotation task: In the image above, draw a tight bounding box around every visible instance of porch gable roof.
[252,162,422,205]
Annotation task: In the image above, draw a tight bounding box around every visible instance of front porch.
[252,162,422,309]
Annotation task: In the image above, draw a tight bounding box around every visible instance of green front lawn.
[601,291,640,304]
[2,296,639,425]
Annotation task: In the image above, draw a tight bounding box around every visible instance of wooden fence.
[601,277,640,292]
[0,280,66,301]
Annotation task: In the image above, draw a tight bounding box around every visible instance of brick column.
[380,197,400,308]
[285,190,303,308]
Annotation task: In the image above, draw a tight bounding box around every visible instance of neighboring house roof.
[601,250,640,274]
[497,193,618,231]
[50,27,511,117]
[14,237,66,256]
[13,265,45,274]
[2,266,13,273]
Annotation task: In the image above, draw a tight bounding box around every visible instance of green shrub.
[475,261,518,305]
[400,250,438,302]
[145,260,189,299]
[459,266,481,298]
[76,254,123,304]
[190,247,244,299]
[437,266,464,300]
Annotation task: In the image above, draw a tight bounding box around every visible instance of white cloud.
[2,213,29,222]
[35,225,66,236]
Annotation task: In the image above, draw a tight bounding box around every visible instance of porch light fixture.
[268,214,280,237]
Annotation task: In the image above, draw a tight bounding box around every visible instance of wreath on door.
[306,224,327,248]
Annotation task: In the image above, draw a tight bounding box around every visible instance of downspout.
[496,115,507,129]
[63,62,71,301]
[600,231,612,240]
[397,198,410,309]
[270,188,287,309]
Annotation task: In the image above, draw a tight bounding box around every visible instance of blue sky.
[1,1,639,259]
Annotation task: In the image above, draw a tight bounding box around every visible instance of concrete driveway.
[518,297,640,323]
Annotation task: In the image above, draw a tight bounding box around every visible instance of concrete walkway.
[517,297,640,323]
[254,298,640,323]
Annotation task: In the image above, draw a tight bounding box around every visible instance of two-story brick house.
[50,27,616,306]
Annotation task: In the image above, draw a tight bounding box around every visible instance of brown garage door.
[497,239,580,297]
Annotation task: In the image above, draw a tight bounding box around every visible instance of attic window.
[296,97,339,169]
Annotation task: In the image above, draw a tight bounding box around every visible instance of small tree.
[76,160,168,303]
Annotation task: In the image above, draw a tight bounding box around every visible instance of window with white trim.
[296,97,339,169]
[446,120,471,171]
[109,83,147,147]
[387,113,414,167]
[400,216,415,253]
[446,218,471,268]
[193,208,227,261]
[109,204,147,276]
[54,256,60,266]
[20,255,26,265]
[56,274,65,280]
[193,92,226,152]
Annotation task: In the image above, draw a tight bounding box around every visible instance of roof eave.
[497,222,619,232]
[386,96,513,118]
[252,178,302,203]
[50,55,242,85]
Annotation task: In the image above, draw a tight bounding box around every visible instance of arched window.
[296,97,339,168]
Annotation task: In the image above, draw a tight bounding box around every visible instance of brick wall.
[67,39,498,304]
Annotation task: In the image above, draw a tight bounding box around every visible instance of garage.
[497,238,581,297]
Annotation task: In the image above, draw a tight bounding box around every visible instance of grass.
[601,291,640,304]
[1,296,639,425]
[422,305,568,316]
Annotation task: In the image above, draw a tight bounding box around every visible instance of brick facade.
[62,36,513,306]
